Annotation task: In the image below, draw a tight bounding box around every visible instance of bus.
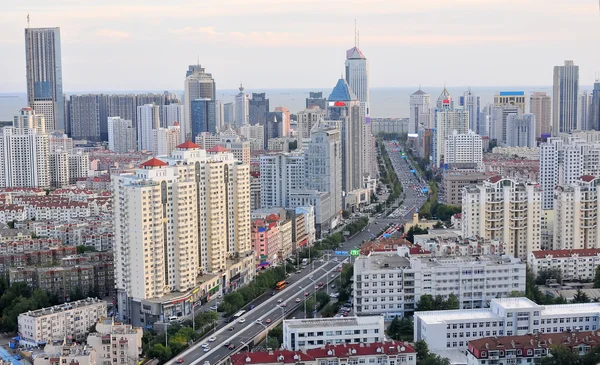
[233,310,246,319]
[275,281,286,290]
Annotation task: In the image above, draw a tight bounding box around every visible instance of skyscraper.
[409,89,431,134]
[553,60,579,134]
[14,107,47,133]
[578,91,593,131]
[591,80,600,132]
[327,78,363,193]
[235,85,249,126]
[190,99,217,137]
[297,107,326,140]
[106,94,136,125]
[506,114,536,148]
[493,91,526,113]
[307,127,343,216]
[249,93,269,125]
[25,27,65,132]
[460,90,480,133]
[345,44,369,116]
[69,94,107,141]
[433,88,469,167]
[530,92,552,138]
[224,102,235,125]
[306,92,327,110]
[112,142,252,325]
[184,64,216,139]
[215,100,224,131]
[136,104,160,151]
[152,124,181,156]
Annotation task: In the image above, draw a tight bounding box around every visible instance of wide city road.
[167,259,346,365]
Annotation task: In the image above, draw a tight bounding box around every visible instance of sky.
[1,0,599,92]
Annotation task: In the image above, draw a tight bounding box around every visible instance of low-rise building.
[414,229,505,257]
[467,331,600,365]
[283,316,385,351]
[354,249,525,318]
[529,249,600,281]
[230,341,416,365]
[87,317,143,365]
[18,298,107,347]
[34,341,98,365]
[414,297,600,351]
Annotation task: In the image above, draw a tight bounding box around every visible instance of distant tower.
[25,26,65,132]
[184,64,216,140]
[345,24,369,117]
[460,89,480,133]
[553,60,579,134]
[530,92,552,138]
[409,88,431,134]
[591,79,600,131]
[235,84,249,126]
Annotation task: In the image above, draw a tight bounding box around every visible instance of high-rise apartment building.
[345,45,369,116]
[506,113,536,148]
[0,125,50,189]
[249,93,269,125]
[239,123,264,151]
[69,94,107,141]
[152,124,181,156]
[190,98,216,137]
[409,89,431,134]
[433,88,469,167]
[136,104,160,151]
[553,176,600,250]
[444,130,483,170]
[235,85,249,126]
[327,78,364,193]
[460,90,480,134]
[306,92,327,110]
[25,27,65,132]
[215,100,224,131]
[184,64,215,140]
[259,152,306,208]
[48,130,74,153]
[106,94,136,125]
[107,117,137,153]
[297,107,326,140]
[307,127,343,218]
[490,105,519,145]
[493,91,526,113]
[161,103,184,128]
[553,60,579,134]
[112,142,252,325]
[530,92,552,138]
[578,91,594,131]
[14,107,47,133]
[462,177,541,260]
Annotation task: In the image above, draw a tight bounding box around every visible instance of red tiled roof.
[177,141,201,149]
[468,331,600,357]
[488,175,503,183]
[173,121,179,126]
[208,145,229,153]
[531,249,600,259]
[140,158,168,168]
[581,175,597,182]
[230,341,415,365]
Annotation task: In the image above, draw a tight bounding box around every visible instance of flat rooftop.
[416,309,498,324]
[493,297,540,309]
[542,303,600,316]
[284,316,381,329]
[21,298,106,318]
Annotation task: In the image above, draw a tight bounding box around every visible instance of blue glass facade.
[191,99,216,137]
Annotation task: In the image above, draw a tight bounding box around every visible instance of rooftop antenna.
[197,54,200,68]
[27,13,30,28]
[354,19,358,47]
[357,30,360,49]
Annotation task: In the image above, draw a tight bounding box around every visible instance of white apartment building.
[414,229,505,257]
[259,152,306,208]
[297,106,326,140]
[540,135,600,210]
[235,85,249,126]
[239,123,265,151]
[414,297,600,351]
[48,149,90,188]
[307,127,343,217]
[112,141,253,327]
[86,317,143,365]
[0,126,50,189]
[461,177,541,260]
[48,131,74,153]
[553,176,600,250]
[18,298,107,347]
[433,89,469,167]
[14,107,47,133]
[529,249,600,281]
[506,113,536,148]
[34,342,98,365]
[490,106,519,145]
[152,124,181,156]
[530,92,552,138]
[288,190,334,238]
[353,249,526,319]
[136,104,160,151]
[107,117,137,153]
[444,130,483,170]
[283,316,385,350]
[267,137,290,152]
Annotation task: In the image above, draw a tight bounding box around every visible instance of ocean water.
[0,86,564,122]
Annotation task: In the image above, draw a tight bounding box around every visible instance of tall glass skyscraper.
[25,27,65,132]
[552,60,579,134]
[191,99,216,137]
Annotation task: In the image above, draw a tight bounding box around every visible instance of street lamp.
[257,322,270,349]
[308,277,317,319]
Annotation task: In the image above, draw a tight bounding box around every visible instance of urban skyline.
[2,0,600,92]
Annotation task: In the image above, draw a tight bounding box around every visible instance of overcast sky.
[1,0,599,92]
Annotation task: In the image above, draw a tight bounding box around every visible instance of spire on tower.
[27,13,30,28]
[354,19,358,48]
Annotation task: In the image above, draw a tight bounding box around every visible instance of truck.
[301,258,308,267]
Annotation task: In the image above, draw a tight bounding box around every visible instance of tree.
[414,340,430,362]
[594,266,600,288]
[416,294,436,311]
[342,210,351,219]
[266,337,280,350]
[539,345,580,365]
[316,292,331,310]
[147,343,172,363]
[445,294,459,310]
[421,354,451,365]
[573,289,591,303]
[405,225,428,244]
[387,316,413,341]
[536,268,563,285]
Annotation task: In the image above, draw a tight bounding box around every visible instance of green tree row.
[416,294,459,311]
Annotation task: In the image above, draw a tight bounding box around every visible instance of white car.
[201,343,209,348]
[277,299,283,303]
[208,337,216,342]
[238,318,246,323]
[209,305,218,310]
[203,347,210,353]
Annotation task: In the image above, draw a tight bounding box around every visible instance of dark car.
[228,344,236,350]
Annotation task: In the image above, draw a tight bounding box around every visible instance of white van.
[168,316,179,323]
